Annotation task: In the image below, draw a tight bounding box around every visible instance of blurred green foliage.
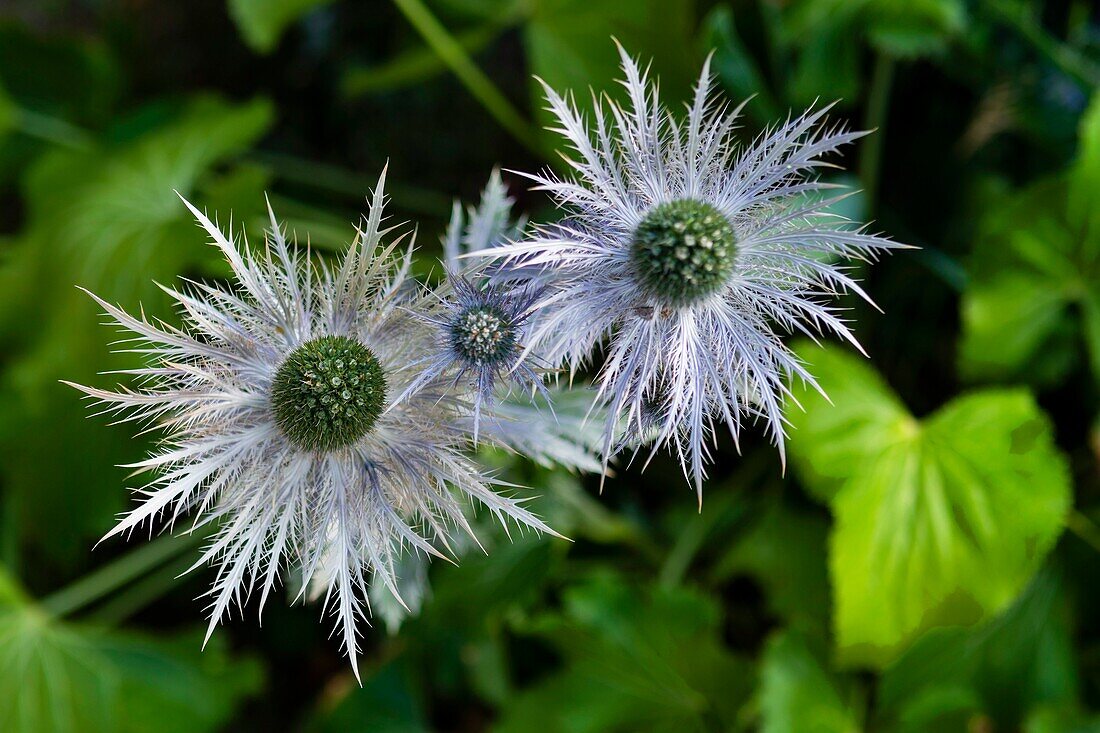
[0,0,1097,731]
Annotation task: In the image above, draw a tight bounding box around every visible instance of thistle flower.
[67,169,560,679]
[397,276,546,440]
[396,171,547,440]
[487,46,904,498]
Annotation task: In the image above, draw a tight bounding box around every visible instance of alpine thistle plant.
[486,46,905,498]
[67,169,566,678]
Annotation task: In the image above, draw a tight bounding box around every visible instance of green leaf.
[759,630,861,733]
[0,575,262,733]
[101,632,264,733]
[523,0,697,139]
[786,344,911,504]
[0,97,272,565]
[496,575,754,732]
[227,0,336,54]
[878,570,1078,730]
[789,343,1071,668]
[782,0,964,59]
[787,18,861,108]
[698,7,780,123]
[959,94,1100,385]
[864,0,965,57]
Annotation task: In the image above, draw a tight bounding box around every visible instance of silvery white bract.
[442,169,527,269]
[67,170,566,679]
[489,46,904,499]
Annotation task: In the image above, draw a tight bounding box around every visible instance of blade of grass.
[342,23,502,97]
[391,0,545,157]
[859,52,895,215]
[249,150,453,215]
[88,554,202,626]
[40,531,208,618]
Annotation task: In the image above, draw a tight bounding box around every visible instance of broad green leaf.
[789,344,1070,668]
[523,0,697,137]
[496,575,754,732]
[959,95,1100,385]
[958,269,1079,384]
[863,0,965,57]
[0,574,262,733]
[878,571,1077,731]
[759,631,861,733]
[698,7,781,123]
[227,0,335,54]
[100,631,264,733]
[786,344,910,503]
[782,0,963,59]
[0,97,272,565]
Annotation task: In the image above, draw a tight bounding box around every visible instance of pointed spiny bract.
[70,170,571,681]
[484,46,906,499]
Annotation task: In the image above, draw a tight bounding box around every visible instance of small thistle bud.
[631,199,736,305]
[450,305,516,366]
[272,335,387,451]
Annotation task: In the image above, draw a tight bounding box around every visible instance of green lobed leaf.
[0,572,262,733]
[496,574,754,733]
[789,343,1071,668]
[878,570,1078,731]
[0,96,272,566]
[759,630,862,733]
[522,0,697,141]
[959,94,1100,385]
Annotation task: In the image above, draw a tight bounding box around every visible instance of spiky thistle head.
[482,44,907,499]
[66,169,570,681]
[394,272,546,441]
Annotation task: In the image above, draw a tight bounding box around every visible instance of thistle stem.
[40,531,206,618]
[390,0,545,157]
[249,151,453,215]
[859,53,894,215]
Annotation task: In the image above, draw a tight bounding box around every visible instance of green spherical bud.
[271,335,387,452]
[630,199,737,306]
[450,305,516,366]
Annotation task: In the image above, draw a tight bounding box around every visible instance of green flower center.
[450,305,516,365]
[630,199,737,305]
[271,335,387,452]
